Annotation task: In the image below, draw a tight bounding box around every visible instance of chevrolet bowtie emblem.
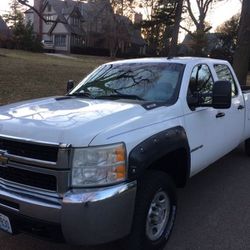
[0,152,8,165]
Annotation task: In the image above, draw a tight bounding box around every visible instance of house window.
[47,4,52,12]
[44,15,54,24]
[55,35,66,47]
[72,17,80,26]
[71,35,82,46]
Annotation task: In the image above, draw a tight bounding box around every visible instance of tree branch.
[185,0,199,28]
[180,24,194,36]
[17,0,67,24]
[204,0,213,16]
[204,26,212,32]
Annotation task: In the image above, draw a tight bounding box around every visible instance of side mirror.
[67,80,74,93]
[212,81,231,109]
[187,92,199,110]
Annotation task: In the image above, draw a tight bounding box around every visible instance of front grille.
[0,166,57,191]
[0,138,59,162]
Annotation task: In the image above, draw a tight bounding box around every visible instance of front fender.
[128,126,190,181]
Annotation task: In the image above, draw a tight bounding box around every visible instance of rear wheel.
[123,171,177,250]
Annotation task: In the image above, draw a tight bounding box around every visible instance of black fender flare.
[128,126,190,182]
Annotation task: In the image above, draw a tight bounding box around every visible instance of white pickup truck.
[0,57,250,250]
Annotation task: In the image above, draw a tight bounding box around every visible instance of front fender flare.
[128,126,190,182]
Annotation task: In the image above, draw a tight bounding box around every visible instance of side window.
[188,64,214,106]
[214,64,238,97]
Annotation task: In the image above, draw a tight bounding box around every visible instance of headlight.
[71,143,127,187]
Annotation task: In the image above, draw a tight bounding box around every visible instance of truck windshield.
[69,63,184,103]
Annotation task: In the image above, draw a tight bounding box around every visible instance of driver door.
[184,64,227,176]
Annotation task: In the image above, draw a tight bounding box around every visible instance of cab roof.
[105,57,229,66]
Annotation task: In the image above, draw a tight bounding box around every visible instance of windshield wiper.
[67,92,95,99]
[97,94,144,101]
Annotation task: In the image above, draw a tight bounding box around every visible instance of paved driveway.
[0,146,250,250]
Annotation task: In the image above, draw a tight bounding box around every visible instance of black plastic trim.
[0,207,64,242]
[128,126,190,181]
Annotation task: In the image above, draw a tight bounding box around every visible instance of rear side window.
[214,64,238,97]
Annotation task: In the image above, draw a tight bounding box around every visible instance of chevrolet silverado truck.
[0,57,250,250]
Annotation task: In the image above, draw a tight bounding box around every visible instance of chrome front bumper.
[0,181,137,245]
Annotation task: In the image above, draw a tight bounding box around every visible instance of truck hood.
[0,97,146,146]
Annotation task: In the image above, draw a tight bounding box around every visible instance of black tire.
[123,170,177,250]
[245,139,250,156]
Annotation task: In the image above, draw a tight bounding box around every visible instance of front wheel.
[245,139,250,156]
[123,171,177,250]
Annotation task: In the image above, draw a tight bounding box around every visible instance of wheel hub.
[146,190,170,241]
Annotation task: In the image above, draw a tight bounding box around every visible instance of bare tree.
[168,0,184,57]
[17,0,67,24]
[233,0,250,85]
[181,0,218,56]
[183,0,213,34]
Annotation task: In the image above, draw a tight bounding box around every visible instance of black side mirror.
[187,92,199,110]
[212,81,231,109]
[67,80,74,93]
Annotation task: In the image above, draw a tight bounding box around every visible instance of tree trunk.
[168,0,183,57]
[233,0,250,85]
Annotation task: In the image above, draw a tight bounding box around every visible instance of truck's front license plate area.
[0,213,12,234]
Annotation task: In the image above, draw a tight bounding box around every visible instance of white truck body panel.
[0,57,250,246]
[0,58,249,177]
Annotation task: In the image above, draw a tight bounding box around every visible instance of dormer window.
[72,17,80,26]
[44,15,54,24]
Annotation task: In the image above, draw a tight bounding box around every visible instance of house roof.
[180,33,224,54]
[45,0,86,36]
[0,16,10,37]
[79,0,113,22]
[115,15,145,46]
[0,17,8,31]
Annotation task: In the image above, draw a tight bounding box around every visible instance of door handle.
[238,105,245,110]
[216,112,225,118]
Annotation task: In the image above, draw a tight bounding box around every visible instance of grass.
[0,49,250,105]
[0,49,110,105]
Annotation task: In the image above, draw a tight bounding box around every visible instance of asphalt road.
[1,146,250,250]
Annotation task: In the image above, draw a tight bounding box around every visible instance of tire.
[245,139,250,156]
[123,170,177,250]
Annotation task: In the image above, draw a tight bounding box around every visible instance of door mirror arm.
[67,80,74,93]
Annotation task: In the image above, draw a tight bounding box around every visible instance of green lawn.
[0,49,110,105]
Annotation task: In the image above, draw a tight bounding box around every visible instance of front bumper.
[0,181,137,245]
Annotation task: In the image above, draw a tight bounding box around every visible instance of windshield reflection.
[70,63,184,103]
